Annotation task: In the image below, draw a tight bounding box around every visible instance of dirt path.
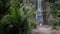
[37,25,51,34]
[32,25,60,34]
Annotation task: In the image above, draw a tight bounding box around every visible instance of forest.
[0,0,60,34]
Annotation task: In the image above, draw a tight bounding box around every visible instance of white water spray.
[36,0,43,25]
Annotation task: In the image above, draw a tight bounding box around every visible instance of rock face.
[45,1,51,25]
[43,1,52,25]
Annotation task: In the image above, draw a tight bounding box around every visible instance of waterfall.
[36,0,43,25]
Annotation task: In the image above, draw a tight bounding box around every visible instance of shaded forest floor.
[32,25,60,34]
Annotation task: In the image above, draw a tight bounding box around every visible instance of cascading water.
[36,0,43,25]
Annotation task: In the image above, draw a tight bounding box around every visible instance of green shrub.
[0,0,31,34]
[29,21,37,29]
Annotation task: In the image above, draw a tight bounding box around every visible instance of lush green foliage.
[50,0,60,29]
[0,0,37,34]
[0,0,33,34]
